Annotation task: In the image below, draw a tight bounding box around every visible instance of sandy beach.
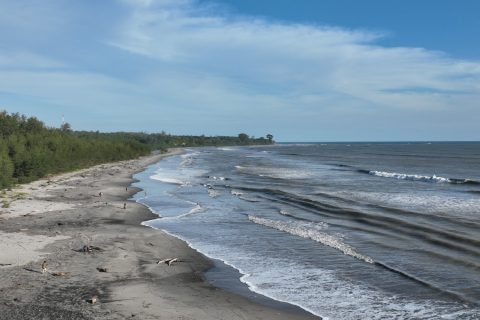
[0,150,319,320]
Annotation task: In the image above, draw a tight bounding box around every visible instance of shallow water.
[133,143,480,319]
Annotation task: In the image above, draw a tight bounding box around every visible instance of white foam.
[180,157,193,167]
[239,259,454,320]
[208,189,221,198]
[154,231,476,320]
[184,203,203,216]
[150,174,185,185]
[209,176,227,181]
[140,207,478,319]
[160,203,204,220]
[248,215,373,263]
[369,171,451,183]
[231,189,244,196]
[181,150,200,158]
[136,199,163,218]
[150,164,207,186]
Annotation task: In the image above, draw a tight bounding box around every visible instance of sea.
[132,142,480,320]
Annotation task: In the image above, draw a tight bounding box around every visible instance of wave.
[180,157,194,167]
[235,165,311,180]
[248,215,373,263]
[232,186,480,254]
[150,174,185,185]
[248,215,476,304]
[363,170,480,185]
[162,203,204,220]
[373,261,476,304]
[278,209,318,223]
[369,171,450,183]
[150,164,207,186]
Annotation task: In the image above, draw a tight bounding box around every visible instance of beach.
[0,150,318,320]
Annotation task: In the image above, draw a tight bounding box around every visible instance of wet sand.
[0,150,319,320]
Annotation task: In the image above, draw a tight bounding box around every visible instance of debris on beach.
[77,245,103,253]
[157,258,179,266]
[96,267,108,272]
[80,245,92,253]
[87,295,98,304]
[51,271,70,277]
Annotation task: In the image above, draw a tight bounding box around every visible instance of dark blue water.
[133,143,480,319]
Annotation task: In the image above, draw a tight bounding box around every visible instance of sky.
[0,0,479,142]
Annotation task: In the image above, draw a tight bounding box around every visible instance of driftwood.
[157,258,179,266]
[76,245,103,253]
[51,271,70,277]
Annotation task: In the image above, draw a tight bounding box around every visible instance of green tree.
[61,122,72,132]
[238,133,249,143]
[0,146,13,188]
[0,110,272,189]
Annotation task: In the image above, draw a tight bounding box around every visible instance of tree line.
[0,111,273,189]
[81,131,273,152]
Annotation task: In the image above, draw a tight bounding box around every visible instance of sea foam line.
[248,215,374,264]
[368,170,451,183]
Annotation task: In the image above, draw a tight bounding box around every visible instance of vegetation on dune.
[0,111,273,189]
[0,111,150,188]
[85,131,273,152]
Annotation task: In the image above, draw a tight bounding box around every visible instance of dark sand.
[0,151,319,319]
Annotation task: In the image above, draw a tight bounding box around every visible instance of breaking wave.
[164,203,204,220]
[363,170,480,185]
[248,215,373,263]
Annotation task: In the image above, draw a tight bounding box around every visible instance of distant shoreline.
[276,140,480,144]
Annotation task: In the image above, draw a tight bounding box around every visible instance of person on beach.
[123,203,126,209]
[41,260,48,273]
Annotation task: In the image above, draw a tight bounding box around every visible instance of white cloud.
[112,0,480,115]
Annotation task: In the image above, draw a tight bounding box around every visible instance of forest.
[0,111,273,189]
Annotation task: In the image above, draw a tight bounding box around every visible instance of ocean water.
[132,143,480,319]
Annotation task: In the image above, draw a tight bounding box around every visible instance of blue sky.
[1,0,479,141]
[208,0,480,60]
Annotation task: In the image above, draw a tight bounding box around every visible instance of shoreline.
[0,150,319,319]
